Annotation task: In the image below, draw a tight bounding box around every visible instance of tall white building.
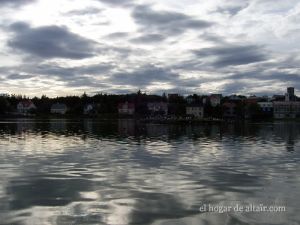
[273,87,300,119]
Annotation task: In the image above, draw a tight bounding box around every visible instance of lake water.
[0,119,299,225]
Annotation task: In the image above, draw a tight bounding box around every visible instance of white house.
[273,87,300,119]
[273,101,300,119]
[186,105,204,118]
[258,102,273,112]
[147,102,168,115]
[17,100,36,114]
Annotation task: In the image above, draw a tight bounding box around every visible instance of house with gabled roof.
[17,100,36,114]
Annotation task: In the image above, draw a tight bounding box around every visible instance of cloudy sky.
[0,0,299,97]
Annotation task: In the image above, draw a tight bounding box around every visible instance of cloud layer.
[0,0,300,96]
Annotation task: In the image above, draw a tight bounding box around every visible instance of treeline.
[0,91,167,116]
[0,91,265,120]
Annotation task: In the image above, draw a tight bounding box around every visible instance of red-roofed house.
[209,94,222,107]
[118,102,135,115]
[222,102,237,118]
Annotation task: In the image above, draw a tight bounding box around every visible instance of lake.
[0,119,299,225]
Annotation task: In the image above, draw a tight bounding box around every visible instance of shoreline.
[1,115,297,124]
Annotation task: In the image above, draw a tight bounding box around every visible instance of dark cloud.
[31,63,112,79]
[7,73,35,80]
[0,66,10,74]
[130,34,166,44]
[214,5,248,16]
[8,22,98,59]
[193,44,267,67]
[101,88,136,94]
[104,46,133,57]
[34,64,76,77]
[230,70,300,83]
[200,33,226,44]
[221,81,256,95]
[105,32,130,39]
[6,62,200,92]
[109,66,179,87]
[0,0,35,8]
[34,63,111,88]
[80,64,112,75]
[64,76,108,88]
[64,7,103,16]
[210,0,250,16]
[132,5,213,35]
[172,59,206,71]
[107,65,211,92]
[96,0,134,7]
[1,62,112,89]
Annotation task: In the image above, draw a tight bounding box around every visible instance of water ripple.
[0,120,299,225]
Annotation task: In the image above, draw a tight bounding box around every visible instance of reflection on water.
[0,119,300,225]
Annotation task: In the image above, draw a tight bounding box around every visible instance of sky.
[0,0,299,97]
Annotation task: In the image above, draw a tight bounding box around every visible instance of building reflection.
[16,119,36,133]
[273,122,300,152]
[0,120,299,152]
[50,119,67,133]
[145,124,168,137]
[0,119,299,225]
[118,119,136,136]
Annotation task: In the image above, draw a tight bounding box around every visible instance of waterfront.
[0,119,299,225]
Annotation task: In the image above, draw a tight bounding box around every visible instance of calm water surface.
[0,119,299,225]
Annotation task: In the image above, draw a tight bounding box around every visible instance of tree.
[246,103,261,119]
[0,97,9,114]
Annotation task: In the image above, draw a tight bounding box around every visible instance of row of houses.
[17,101,68,115]
[221,87,300,119]
[14,87,300,119]
[118,101,205,118]
[16,99,206,118]
[118,87,300,119]
[221,101,300,119]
